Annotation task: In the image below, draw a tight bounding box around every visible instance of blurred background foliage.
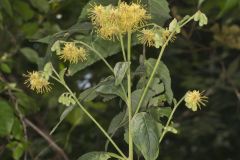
[0,0,240,160]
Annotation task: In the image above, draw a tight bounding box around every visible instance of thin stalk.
[134,16,195,115]
[76,41,114,73]
[51,70,127,160]
[159,96,185,143]
[134,31,175,115]
[76,41,128,101]
[127,31,133,160]
[119,35,127,61]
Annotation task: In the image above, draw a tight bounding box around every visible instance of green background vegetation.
[0,0,240,159]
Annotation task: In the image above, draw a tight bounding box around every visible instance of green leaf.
[13,1,34,21]
[142,0,171,25]
[218,0,239,18]
[1,0,13,17]
[66,107,84,126]
[145,58,173,104]
[20,47,40,64]
[114,62,129,86]
[43,62,53,80]
[131,112,160,160]
[77,152,111,160]
[0,101,14,137]
[0,63,11,74]
[96,76,127,103]
[7,141,26,160]
[79,86,99,102]
[131,89,155,113]
[107,110,127,134]
[68,37,122,76]
[30,0,50,13]
[58,92,76,107]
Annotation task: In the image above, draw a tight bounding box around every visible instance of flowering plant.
[24,1,208,160]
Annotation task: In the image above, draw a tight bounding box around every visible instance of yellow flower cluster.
[60,42,87,64]
[184,90,208,112]
[24,71,51,94]
[89,2,149,40]
[138,29,155,46]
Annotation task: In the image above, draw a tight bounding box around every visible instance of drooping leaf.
[96,76,127,103]
[1,0,13,17]
[77,152,111,160]
[20,47,40,64]
[114,62,129,86]
[131,112,160,160]
[107,110,127,134]
[0,101,14,137]
[30,0,50,13]
[145,58,173,104]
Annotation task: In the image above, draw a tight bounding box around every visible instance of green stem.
[134,31,175,115]
[77,41,114,73]
[159,96,185,143]
[134,16,195,115]
[127,31,134,160]
[119,35,127,61]
[76,41,128,101]
[51,70,127,160]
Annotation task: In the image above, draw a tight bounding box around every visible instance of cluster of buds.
[89,2,149,40]
[137,19,179,48]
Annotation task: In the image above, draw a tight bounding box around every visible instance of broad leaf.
[96,76,127,103]
[77,152,111,160]
[0,101,14,137]
[142,0,171,25]
[131,112,160,160]
[145,58,173,104]
[114,62,129,86]
[20,47,40,64]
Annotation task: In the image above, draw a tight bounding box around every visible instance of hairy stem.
[51,70,127,160]
[127,31,134,160]
[119,35,127,61]
[76,41,128,101]
[159,96,185,143]
[134,15,195,115]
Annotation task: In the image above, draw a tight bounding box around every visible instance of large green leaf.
[68,37,122,76]
[0,101,14,137]
[130,112,160,160]
[20,47,41,64]
[30,0,49,13]
[77,152,111,160]
[114,62,129,86]
[96,76,127,103]
[0,0,13,17]
[142,0,171,25]
[145,58,173,104]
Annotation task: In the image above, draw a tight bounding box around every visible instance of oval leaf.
[130,112,160,160]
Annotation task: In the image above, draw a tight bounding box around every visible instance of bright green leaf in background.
[0,101,14,137]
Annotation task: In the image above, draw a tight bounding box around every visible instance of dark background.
[0,0,240,159]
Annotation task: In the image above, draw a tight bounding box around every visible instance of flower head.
[24,71,51,94]
[60,42,87,64]
[138,29,155,46]
[118,2,149,32]
[89,2,149,40]
[184,90,208,111]
[89,4,120,40]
